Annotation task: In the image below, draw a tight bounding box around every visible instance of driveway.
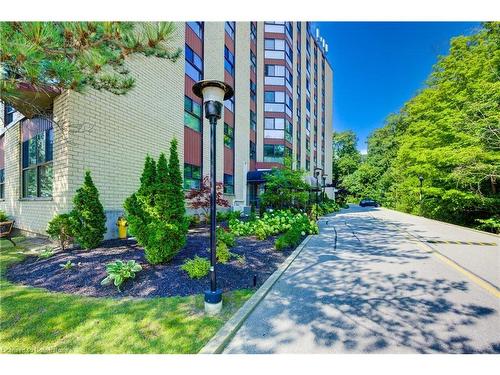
[223,205,500,353]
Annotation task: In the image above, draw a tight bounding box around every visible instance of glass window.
[21,120,53,198]
[250,22,257,41]
[184,96,202,132]
[224,96,235,112]
[224,46,235,76]
[250,51,257,72]
[285,22,293,39]
[187,22,203,38]
[264,39,285,51]
[264,91,285,103]
[184,163,201,190]
[285,121,293,143]
[224,174,234,194]
[250,80,257,102]
[185,44,203,81]
[250,110,257,131]
[265,118,285,130]
[224,123,234,149]
[264,144,285,163]
[4,104,15,125]
[265,65,285,77]
[225,22,235,39]
[249,141,256,160]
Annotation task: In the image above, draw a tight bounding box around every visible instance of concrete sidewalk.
[222,206,500,353]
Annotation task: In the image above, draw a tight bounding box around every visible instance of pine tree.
[155,152,170,221]
[166,139,186,226]
[71,171,106,249]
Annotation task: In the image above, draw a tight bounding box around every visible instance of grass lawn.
[0,238,253,353]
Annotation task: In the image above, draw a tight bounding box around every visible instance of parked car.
[359,198,379,207]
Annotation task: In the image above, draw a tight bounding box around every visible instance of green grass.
[0,238,253,353]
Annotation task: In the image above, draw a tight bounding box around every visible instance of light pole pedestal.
[204,289,222,315]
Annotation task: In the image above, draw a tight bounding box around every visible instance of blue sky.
[312,22,481,153]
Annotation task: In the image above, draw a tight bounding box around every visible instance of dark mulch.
[6,228,297,298]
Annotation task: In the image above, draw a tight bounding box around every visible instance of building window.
[224,174,234,194]
[264,91,285,103]
[224,96,235,112]
[306,159,310,171]
[250,22,257,41]
[185,44,203,81]
[264,38,285,51]
[184,163,201,190]
[224,46,235,76]
[265,117,285,130]
[250,80,257,102]
[184,96,202,132]
[285,121,293,143]
[4,104,15,126]
[249,141,256,160]
[187,22,203,38]
[224,123,234,149]
[21,118,53,198]
[265,64,285,77]
[250,51,257,72]
[264,144,285,163]
[0,135,4,199]
[285,22,293,39]
[250,110,257,131]
[225,22,235,39]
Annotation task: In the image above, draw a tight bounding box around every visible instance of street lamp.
[193,79,234,315]
[314,167,323,221]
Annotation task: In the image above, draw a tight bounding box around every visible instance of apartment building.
[0,21,333,238]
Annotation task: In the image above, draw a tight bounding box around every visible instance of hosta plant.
[59,260,75,270]
[101,260,142,291]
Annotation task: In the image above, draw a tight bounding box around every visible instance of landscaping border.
[199,234,313,354]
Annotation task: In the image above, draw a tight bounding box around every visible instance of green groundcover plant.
[101,260,142,292]
[181,256,210,279]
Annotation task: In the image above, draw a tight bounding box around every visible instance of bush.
[216,227,235,247]
[145,221,186,265]
[476,216,500,234]
[0,210,9,222]
[181,256,210,279]
[38,247,55,259]
[275,227,303,251]
[46,213,74,251]
[188,214,201,227]
[71,171,106,250]
[216,242,231,264]
[101,259,142,292]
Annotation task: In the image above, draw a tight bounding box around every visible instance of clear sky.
[312,22,481,153]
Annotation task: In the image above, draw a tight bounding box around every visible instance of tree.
[259,157,309,210]
[166,139,186,226]
[71,171,106,249]
[186,176,230,219]
[1,22,181,114]
[332,130,362,187]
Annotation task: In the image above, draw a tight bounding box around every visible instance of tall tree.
[331,130,362,187]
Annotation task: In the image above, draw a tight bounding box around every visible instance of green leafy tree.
[260,157,310,210]
[332,130,362,187]
[1,22,181,113]
[71,171,106,249]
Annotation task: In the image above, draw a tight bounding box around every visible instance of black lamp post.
[193,80,234,315]
[314,167,323,221]
[418,175,424,204]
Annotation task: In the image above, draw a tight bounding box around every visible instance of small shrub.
[181,256,210,279]
[476,216,500,234]
[38,247,55,259]
[275,227,303,251]
[189,214,201,227]
[46,213,74,251]
[216,227,235,247]
[71,171,107,250]
[101,259,142,291]
[59,260,75,270]
[145,221,185,265]
[0,210,9,222]
[216,242,231,264]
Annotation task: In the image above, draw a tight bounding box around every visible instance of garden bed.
[7,228,297,298]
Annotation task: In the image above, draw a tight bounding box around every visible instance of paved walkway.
[223,206,500,353]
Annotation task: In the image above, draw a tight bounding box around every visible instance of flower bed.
[6,228,297,298]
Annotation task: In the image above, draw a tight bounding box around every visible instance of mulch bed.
[6,228,298,298]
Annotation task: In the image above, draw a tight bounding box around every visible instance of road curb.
[379,207,500,239]
[199,234,313,354]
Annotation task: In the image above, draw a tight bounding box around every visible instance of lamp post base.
[204,289,223,315]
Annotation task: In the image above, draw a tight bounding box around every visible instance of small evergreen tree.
[166,139,187,226]
[154,152,170,221]
[71,171,106,250]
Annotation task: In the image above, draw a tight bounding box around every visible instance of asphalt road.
[223,205,500,353]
